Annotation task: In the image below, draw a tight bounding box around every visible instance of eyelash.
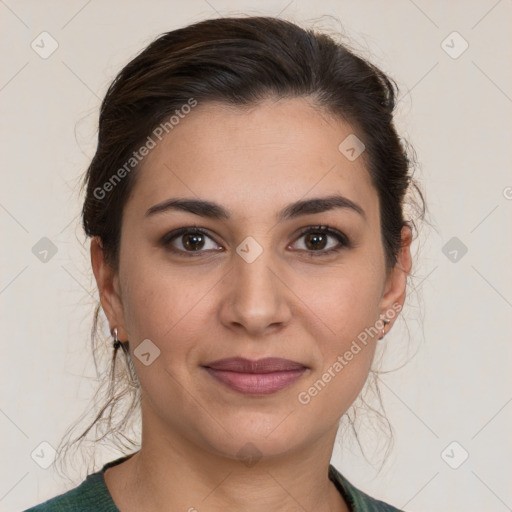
[161,225,350,258]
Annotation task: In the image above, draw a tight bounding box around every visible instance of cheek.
[291,260,384,409]
[118,248,220,349]
[293,258,384,343]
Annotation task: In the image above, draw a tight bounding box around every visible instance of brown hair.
[56,15,425,478]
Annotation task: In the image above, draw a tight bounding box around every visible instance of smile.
[203,357,308,395]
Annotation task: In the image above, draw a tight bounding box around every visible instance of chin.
[192,410,318,462]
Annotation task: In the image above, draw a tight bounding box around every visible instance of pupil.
[183,233,204,250]
[305,232,327,250]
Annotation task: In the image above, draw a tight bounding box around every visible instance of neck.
[105,410,348,512]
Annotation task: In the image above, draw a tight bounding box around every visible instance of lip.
[203,357,307,395]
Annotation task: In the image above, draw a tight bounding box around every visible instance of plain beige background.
[1,1,511,511]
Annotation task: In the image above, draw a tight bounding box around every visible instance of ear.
[90,236,129,342]
[380,225,413,327]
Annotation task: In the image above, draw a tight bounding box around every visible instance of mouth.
[202,357,308,395]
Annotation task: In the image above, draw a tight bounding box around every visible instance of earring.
[112,327,122,350]
[379,318,391,340]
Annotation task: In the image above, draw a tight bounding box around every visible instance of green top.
[24,455,404,512]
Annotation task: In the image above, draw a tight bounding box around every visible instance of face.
[93,97,411,461]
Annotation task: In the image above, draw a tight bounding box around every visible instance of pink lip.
[203,357,307,395]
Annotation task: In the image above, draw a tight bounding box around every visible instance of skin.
[91,97,412,512]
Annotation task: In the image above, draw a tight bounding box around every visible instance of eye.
[162,227,222,255]
[290,225,349,255]
[161,225,349,257]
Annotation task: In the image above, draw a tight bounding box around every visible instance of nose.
[218,249,292,337]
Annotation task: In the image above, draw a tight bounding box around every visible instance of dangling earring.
[112,327,122,350]
[379,318,391,340]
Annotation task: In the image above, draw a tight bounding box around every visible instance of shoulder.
[23,455,136,511]
[329,464,405,512]
[22,472,117,512]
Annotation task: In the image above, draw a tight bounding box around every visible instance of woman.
[25,15,422,512]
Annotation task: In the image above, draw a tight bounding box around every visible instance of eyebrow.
[145,195,366,221]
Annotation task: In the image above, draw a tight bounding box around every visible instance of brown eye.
[304,232,328,251]
[182,232,206,251]
[290,226,349,255]
[162,227,222,255]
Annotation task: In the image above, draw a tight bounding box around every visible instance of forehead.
[126,97,378,223]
